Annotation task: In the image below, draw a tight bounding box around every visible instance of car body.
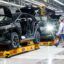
[39,16,59,42]
[0,6,40,49]
[20,6,60,43]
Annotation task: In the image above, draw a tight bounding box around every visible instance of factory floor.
[0,45,64,64]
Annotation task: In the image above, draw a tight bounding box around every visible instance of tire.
[9,32,20,49]
[33,31,40,44]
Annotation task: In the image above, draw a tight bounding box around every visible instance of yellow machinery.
[0,41,40,58]
[37,5,47,16]
[40,37,63,46]
[40,41,55,46]
[40,37,55,46]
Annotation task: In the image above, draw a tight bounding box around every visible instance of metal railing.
[2,0,25,6]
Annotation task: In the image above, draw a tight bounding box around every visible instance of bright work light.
[46,24,55,32]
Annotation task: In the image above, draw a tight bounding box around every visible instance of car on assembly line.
[0,6,40,49]
[39,15,61,43]
[34,7,61,43]
[20,5,61,44]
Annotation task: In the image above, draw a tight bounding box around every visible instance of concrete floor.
[0,46,64,64]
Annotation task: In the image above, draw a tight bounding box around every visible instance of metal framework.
[0,0,24,8]
[25,0,46,7]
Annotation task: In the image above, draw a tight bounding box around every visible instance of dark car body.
[0,6,40,49]
[20,6,60,42]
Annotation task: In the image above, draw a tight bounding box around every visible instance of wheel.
[9,32,20,49]
[33,31,40,44]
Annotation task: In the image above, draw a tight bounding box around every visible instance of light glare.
[46,24,54,32]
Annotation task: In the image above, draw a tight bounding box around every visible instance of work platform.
[40,41,55,46]
[0,41,40,58]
